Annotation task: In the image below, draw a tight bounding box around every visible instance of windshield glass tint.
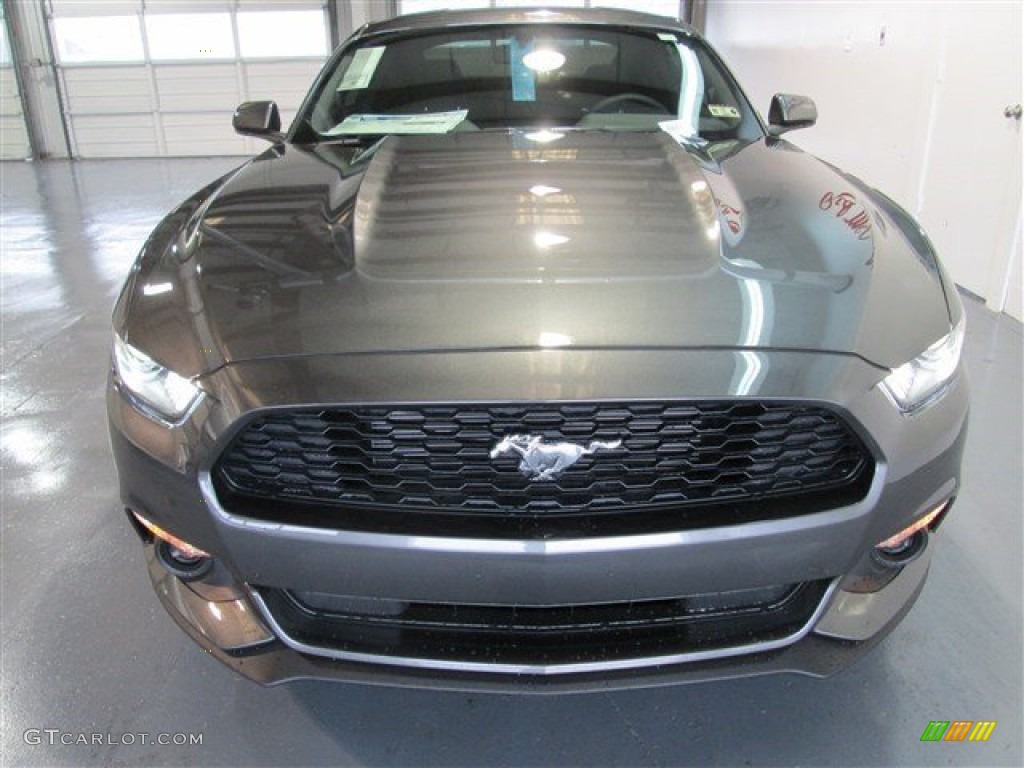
[302,25,759,140]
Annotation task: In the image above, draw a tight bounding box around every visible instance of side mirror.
[768,93,817,136]
[233,101,283,140]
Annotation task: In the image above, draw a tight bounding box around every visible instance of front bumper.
[109,349,968,690]
[144,537,932,692]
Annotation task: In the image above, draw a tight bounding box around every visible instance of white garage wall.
[47,1,329,158]
[705,0,1023,317]
[705,2,943,211]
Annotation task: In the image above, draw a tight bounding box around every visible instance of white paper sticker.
[708,104,741,119]
[657,33,678,42]
[337,46,386,91]
[330,110,470,135]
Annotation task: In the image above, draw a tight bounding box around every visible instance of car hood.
[122,131,952,378]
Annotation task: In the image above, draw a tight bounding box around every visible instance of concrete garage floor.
[1,157,1021,767]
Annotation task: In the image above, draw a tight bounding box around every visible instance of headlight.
[880,318,964,413]
[112,335,202,421]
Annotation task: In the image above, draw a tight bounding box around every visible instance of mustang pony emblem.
[489,435,622,482]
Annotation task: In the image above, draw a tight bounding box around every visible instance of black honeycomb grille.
[213,402,873,537]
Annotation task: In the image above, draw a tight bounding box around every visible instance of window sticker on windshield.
[709,104,741,119]
[510,39,536,103]
[337,46,386,91]
[657,33,677,42]
[330,110,469,135]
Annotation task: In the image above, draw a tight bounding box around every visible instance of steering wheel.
[589,93,669,114]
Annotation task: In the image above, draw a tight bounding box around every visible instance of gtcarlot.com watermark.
[24,729,203,747]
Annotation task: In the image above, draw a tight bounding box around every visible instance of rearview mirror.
[768,94,817,136]
[233,101,283,140]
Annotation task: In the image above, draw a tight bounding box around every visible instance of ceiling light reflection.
[538,332,573,348]
[523,49,565,73]
[31,469,66,493]
[524,130,564,144]
[533,231,570,249]
[735,351,764,397]
[529,184,562,198]
[143,282,174,296]
[3,426,47,466]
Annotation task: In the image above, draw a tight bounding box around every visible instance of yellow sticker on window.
[708,104,741,119]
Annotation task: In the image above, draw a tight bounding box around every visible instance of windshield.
[297,25,761,142]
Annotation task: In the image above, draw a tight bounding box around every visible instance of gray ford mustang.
[107,8,968,691]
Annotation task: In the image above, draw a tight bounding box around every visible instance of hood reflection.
[119,131,951,375]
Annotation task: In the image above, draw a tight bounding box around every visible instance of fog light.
[876,502,949,550]
[155,538,213,581]
[131,510,209,560]
[873,530,928,567]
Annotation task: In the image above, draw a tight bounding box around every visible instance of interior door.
[916,1,1022,318]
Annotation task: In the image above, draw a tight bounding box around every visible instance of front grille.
[213,401,873,537]
[257,580,831,668]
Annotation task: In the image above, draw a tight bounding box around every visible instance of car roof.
[358,7,697,40]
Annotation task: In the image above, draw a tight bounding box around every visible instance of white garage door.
[47,1,329,158]
[1,8,32,160]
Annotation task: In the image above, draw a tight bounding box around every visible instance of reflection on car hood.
[123,131,951,377]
